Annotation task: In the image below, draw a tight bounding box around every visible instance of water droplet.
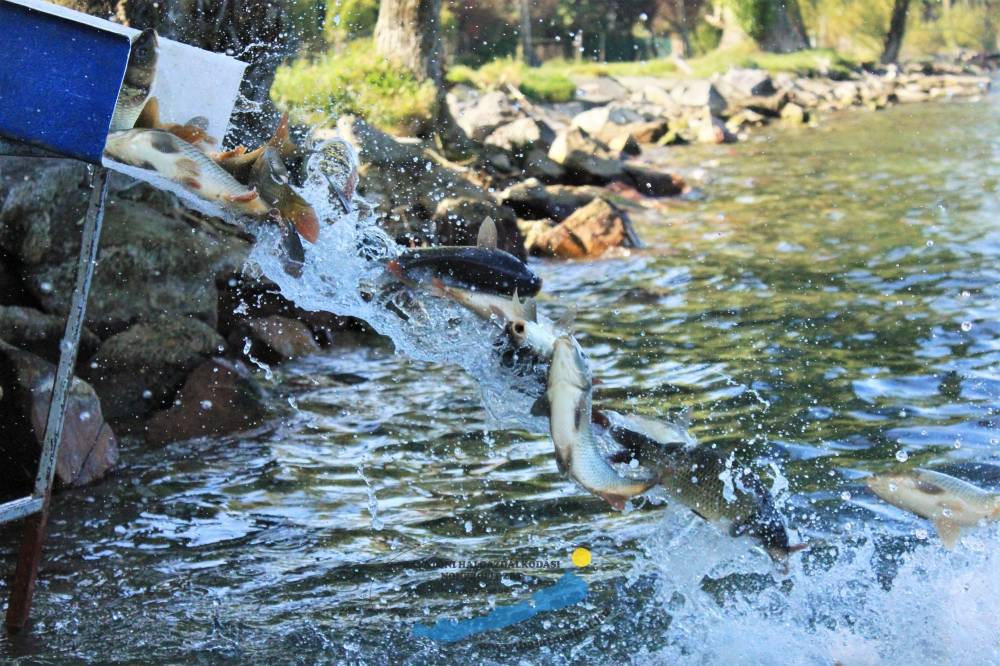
[39,281,53,294]
[464,521,473,533]
[942,508,953,518]
[628,458,639,469]
[840,491,852,501]
[888,482,898,492]
[200,400,213,410]
[79,411,91,422]
[960,321,973,332]
[141,389,153,399]
[960,290,971,300]
[914,528,928,540]
[895,450,909,463]
[59,339,73,353]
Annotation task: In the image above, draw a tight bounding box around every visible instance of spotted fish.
[104,128,269,218]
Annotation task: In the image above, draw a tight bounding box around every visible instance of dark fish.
[111,29,158,131]
[390,219,541,297]
[602,413,803,562]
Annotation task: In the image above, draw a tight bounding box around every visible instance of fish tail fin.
[270,113,292,151]
[215,146,247,161]
[286,202,320,243]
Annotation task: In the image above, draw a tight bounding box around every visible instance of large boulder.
[0,164,249,337]
[338,115,521,252]
[571,105,667,147]
[483,117,555,154]
[714,68,786,115]
[498,179,605,221]
[0,305,101,368]
[432,197,524,258]
[529,198,640,259]
[622,165,686,197]
[145,358,269,445]
[449,90,524,142]
[0,341,118,492]
[571,77,628,106]
[671,80,727,116]
[547,128,624,184]
[229,315,320,365]
[86,316,226,423]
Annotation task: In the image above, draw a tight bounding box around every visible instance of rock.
[547,128,624,184]
[571,106,666,146]
[0,341,118,491]
[608,133,641,156]
[230,315,319,365]
[516,218,555,252]
[622,164,686,197]
[0,305,101,368]
[780,102,808,124]
[0,164,249,337]
[695,115,736,144]
[640,83,684,117]
[672,80,727,116]
[145,358,269,445]
[498,179,604,221]
[894,87,931,104]
[86,317,226,423]
[715,68,777,98]
[529,198,640,259]
[522,148,566,182]
[726,109,767,133]
[483,117,555,154]
[449,90,524,142]
[217,273,368,347]
[571,77,628,106]
[432,197,524,258]
[338,115,513,247]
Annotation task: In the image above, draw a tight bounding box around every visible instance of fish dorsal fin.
[933,518,961,549]
[511,290,522,318]
[269,113,290,148]
[135,96,160,129]
[555,306,577,332]
[477,216,498,249]
[523,298,538,322]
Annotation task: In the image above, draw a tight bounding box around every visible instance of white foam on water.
[635,516,1000,665]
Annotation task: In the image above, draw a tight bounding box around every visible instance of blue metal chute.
[0,0,130,162]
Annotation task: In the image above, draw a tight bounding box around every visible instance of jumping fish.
[110,29,158,131]
[867,468,1000,548]
[214,114,303,184]
[308,136,359,213]
[602,412,802,562]
[536,334,654,509]
[104,129,269,218]
[389,219,542,297]
[250,146,321,243]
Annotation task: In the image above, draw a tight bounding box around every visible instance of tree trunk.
[880,0,911,64]
[374,0,442,86]
[122,0,293,148]
[714,1,809,53]
[519,0,537,66]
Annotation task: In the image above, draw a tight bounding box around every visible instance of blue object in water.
[412,572,590,643]
[0,0,131,163]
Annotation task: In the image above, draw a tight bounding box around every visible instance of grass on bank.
[271,39,437,136]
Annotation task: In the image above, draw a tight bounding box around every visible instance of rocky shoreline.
[0,59,993,496]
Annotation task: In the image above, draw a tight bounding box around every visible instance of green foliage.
[904,3,998,54]
[324,0,379,44]
[727,0,776,42]
[272,40,437,136]
[445,58,578,102]
[686,44,856,77]
[691,22,724,55]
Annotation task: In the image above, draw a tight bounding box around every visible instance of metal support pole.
[5,166,109,633]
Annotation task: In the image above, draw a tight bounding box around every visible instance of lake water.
[2,91,999,664]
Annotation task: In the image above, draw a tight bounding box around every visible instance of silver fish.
[110,29,158,131]
[541,334,653,509]
[867,468,1000,548]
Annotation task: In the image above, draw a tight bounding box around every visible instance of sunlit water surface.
[3,92,999,664]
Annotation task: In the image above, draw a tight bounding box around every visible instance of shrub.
[324,0,379,44]
[272,40,437,136]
